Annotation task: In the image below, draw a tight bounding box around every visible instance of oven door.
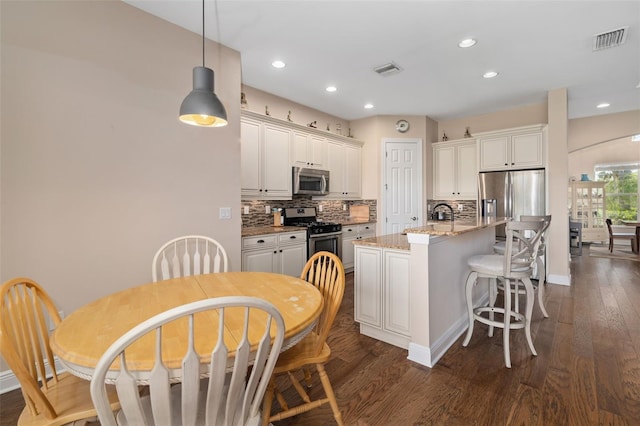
[308,232,342,259]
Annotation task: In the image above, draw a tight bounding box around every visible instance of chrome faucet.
[432,203,454,222]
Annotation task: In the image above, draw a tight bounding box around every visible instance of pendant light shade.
[179,0,227,127]
[179,66,227,127]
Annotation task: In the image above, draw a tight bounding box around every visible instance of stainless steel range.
[283,207,342,259]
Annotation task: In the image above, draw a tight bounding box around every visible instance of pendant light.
[179,0,227,127]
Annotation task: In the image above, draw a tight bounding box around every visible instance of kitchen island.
[353,217,509,368]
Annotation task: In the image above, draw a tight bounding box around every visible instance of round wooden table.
[50,272,323,381]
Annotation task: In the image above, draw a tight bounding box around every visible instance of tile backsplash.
[242,197,377,227]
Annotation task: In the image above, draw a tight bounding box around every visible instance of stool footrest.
[472,307,526,330]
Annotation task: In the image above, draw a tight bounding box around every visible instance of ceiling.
[125,0,640,121]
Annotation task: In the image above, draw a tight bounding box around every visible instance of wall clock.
[395,119,410,133]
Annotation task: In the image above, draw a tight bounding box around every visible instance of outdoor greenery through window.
[595,163,639,224]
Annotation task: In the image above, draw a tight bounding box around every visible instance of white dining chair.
[463,219,545,368]
[152,235,229,282]
[90,296,285,426]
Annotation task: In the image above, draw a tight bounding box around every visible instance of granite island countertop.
[352,233,410,251]
[403,217,510,237]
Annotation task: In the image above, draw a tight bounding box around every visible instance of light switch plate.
[219,207,232,219]
[265,205,271,214]
[318,204,323,212]
[243,206,250,215]
[458,204,464,211]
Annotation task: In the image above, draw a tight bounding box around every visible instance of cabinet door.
[308,135,326,169]
[354,247,382,327]
[242,249,277,273]
[279,244,307,277]
[345,144,362,198]
[383,250,410,336]
[291,131,309,168]
[433,144,456,198]
[456,142,478,198]
[241,118,262,196]
[327,140,345,196]
[511,132,543,169]
[262,124,292,197]
[341,234,356,271]
[479,136,509,171]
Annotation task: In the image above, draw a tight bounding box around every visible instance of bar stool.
[463,219,545,368]
[493,215,551,318]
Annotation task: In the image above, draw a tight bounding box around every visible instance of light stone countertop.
[352,233,410,251]
[241,226,304,237]
[403,217,510,236]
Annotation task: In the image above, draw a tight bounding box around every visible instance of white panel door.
[354,247,382,327]
[384,250,411,336]
[456,142,478,198]
[511,132,543,169]
[240,118,262,196]
[433,144,456,198]
[262,124,291,197]
[384,141,421,235]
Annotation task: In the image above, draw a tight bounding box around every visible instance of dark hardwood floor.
[2,247,639,425]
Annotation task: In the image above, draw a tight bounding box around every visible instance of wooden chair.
[463,220,545,368]
[262,251,345,426]
[0,277,119,426]
[90,296,285,426]
[152,235,229,282]
[606,218,637,253]
[493,215,551,318]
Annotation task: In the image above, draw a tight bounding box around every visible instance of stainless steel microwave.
[292,167,329,196]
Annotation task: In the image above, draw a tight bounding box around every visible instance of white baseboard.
[548,273,571,286]
[0,358,66,394]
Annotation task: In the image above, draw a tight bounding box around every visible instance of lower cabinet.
[242,231,307,277]
[341,223,375,272]
[354,245,410,348]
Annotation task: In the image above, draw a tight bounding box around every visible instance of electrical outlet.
[318,204,323,212]
[458,204,464,211]
[343,204,347,211]
[265,205,271,214]
[243,206,250,215]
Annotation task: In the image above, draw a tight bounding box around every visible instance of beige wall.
[437,103,548,141]
[1,0,242,368]
[241,85,349,136]
[569,136,640,181]
[569,110,640,152]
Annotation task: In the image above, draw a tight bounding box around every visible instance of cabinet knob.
[259,189,263,192]
[411,217,417,221]
[504,163,508,166]
[265,189,268,192]
[273,251,277,254]
[511,162,515,165]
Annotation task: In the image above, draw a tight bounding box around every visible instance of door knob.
[411,216,418,221]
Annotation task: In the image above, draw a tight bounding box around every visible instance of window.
[595,163,639,224]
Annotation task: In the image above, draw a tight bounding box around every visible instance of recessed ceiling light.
[458,38,477,48]
[326,86,337,93]
[483,71,499,79]
[597,102,610,108]
[271,60,286,69]
[364,103,374,109]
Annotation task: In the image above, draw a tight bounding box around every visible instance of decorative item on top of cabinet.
[433,139,477,200]
[464,127,472,138]
[265,105,270,116]
[477,124,546,171]
[287,110,293,122]
[442,131,448,141]
[241,92,248,109]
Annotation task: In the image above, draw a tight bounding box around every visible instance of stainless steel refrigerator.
[478,169,545,238]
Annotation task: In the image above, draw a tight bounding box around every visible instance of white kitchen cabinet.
[569,181,607,242]
[433,139,477,199]
[354,245,410,348]
[326,139,362,199]
[241,117,292,199]
[341,223,375,272]
[241,230,307,276]
[478,125,545,171]
[292,131,326,169]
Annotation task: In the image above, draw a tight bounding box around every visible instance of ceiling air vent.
[373,62,403,77]
[593,27,628,51]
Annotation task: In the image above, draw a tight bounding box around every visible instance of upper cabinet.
[292,131,326,169]
[241,111,363,200]
[433,139,477,199]
[478,125,546,171]
[326,139,362,199]
[241,117,292,199]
